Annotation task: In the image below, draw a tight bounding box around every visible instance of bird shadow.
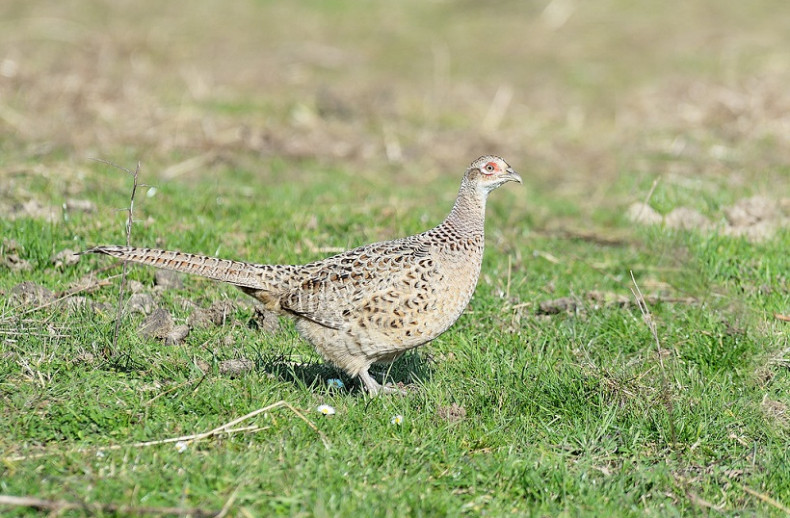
[255,351,433,395]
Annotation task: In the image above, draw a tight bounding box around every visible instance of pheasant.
[86,156,522,395]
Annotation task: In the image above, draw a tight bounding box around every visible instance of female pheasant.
[86,156,522,395]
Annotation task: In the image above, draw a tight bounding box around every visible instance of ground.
[1,0,789,516]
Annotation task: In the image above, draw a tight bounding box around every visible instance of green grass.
[2,0,790,516]
[2,159,788,516]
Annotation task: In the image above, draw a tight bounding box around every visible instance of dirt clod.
[164,324,190,345]
[72,351,97,365]
[761,396,789,428]
[219,358,255,377]
[51,248,80,268]
[539,290,695,315]
[64,199,96,213]
[249,306,281,334]
[2,238,30,271]
[0,199,58,222]
[627,196,790,241]
[207,300,237,325]
[2,253,32,272]
[10,281,55,308]
[154,269,184,290]
[58,296,94,313]
[437,403,467,423]
[538,296,581,315]
[187,308,214,329]
[126,293,156,315]
[2,238,22,254]
[188,299,238,328]
[138,308,174,339]
[724,196,790,241]
[626,202,663,225]
[194,358,211,374]
[664,208,711,231]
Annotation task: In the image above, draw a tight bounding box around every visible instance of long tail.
[84,245,283,290]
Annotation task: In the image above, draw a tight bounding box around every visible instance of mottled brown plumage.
[86,156,522,395]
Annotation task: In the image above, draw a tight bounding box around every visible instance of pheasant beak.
[505,168,523,184]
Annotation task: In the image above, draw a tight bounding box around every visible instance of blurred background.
[2,4,790,513]
[1,0,789,219]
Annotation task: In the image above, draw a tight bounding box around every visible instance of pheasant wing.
[279,238,435,331]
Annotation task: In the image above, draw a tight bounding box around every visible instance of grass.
[2,0,790,516]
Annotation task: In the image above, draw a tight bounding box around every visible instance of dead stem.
[90,159,141,364]
[630,271,678,452]
[3,399,330,463]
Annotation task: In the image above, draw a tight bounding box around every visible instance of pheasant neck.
[443,182,486,238]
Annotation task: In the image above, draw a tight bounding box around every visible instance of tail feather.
[84,245,278,290]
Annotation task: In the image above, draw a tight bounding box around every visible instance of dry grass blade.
[205,400,329,448]
[215,484,243,518]
[739,484,790,514]
[4,400,329,462]
[686,491,725,512]
[630,270,678,450]
[630,272,666,369]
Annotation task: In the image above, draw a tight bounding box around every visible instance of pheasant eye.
[484,162,498,174]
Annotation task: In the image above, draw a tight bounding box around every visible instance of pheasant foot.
[358,369,407,396]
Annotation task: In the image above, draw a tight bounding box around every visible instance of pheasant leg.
[358,369,406,396]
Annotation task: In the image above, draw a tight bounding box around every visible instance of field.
[1,0,789,516]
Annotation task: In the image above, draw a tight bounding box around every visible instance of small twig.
[0,495,218,517]
[4,400,329,462]
[775,313,790,322]
[205,400,329,449]
[91,159,141,364]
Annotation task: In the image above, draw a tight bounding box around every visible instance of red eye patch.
[483,162,499,174]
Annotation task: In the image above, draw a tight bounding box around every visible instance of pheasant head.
[465,155,522,196]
